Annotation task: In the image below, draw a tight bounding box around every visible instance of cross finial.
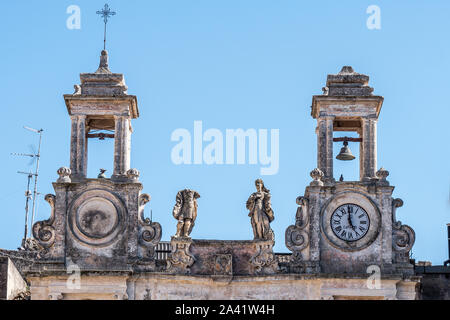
[96,4,116,50]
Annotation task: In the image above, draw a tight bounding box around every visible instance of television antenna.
[11,126,43,241]
[16,171,34,246]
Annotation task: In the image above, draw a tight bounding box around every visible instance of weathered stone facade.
[0,257,28,300]
[0,57,434,300]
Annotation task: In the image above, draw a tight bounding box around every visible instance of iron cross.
[96,4,116,50]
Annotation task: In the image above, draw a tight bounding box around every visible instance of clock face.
[331,204,370,242]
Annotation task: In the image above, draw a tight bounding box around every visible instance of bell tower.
[285,66,415,276]
[311,66,383,183]
[66,50,137,181]
[32,51,162,273]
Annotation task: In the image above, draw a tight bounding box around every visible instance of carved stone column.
[112,115,131,180]
[317,117,334,182]
[360,117,377,181]
[70,115,87,181]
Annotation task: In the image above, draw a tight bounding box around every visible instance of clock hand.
[347,212,354,229]
[351,208,358,230]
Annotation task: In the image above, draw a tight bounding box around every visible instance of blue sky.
[0,1,449,265]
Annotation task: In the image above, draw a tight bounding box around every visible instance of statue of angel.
[172,189,200,238]
[246,179,274,241]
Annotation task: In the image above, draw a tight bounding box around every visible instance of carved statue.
[246,179,274,241]
[172,189,200,238]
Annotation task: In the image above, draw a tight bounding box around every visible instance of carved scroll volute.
[392,198,404,229]
[393,225,415,253]
[138,193,162,258]
[32,194,56,249]
[391,198,415,263]
[285,196,310,261]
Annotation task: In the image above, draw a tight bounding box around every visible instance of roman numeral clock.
[330,204,369,242]
[285,67,415,276]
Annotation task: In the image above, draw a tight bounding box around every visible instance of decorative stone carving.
[21,238,42,252]
[376,167,389,185]
[166,237,196,274]
[138,193,162,259]
[73,85,81,95]
[96,50,111,74]
[246,179,275,241]
[172,189,200,238]
[392,198,404,229]
[68,189,126,247]
[32,194,56,249]
[213,254,233,276]
[250,241,278,275]
[285,196,310,261]
[56,167,71,183]
[127,168,140,181]
[391,198,415,263]
[310,168,324,186]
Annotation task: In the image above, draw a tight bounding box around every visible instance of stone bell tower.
[285,66,415,277]
[67,50,136,182]
[312,66,382,183]
[31,51,162,272]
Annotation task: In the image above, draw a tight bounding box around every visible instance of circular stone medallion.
[76,197,118,239]
[68,189,125,246]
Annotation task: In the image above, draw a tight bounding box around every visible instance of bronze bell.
[336,141,355,161]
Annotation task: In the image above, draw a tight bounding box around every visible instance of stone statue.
[246,179,274,240]
[172,189,200,238]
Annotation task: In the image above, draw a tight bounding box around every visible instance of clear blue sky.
[0,1,448,265]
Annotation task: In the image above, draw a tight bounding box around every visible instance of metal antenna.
[24,127,43,229]
[96,4,116,51]
[17,171,34,245]
[12,126,43,239]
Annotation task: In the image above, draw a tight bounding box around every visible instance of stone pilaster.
[317,117,334,182]
[306,186,322,267]
[112,115,131,181]
[360,118,377,181]
[70,115,87,181]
